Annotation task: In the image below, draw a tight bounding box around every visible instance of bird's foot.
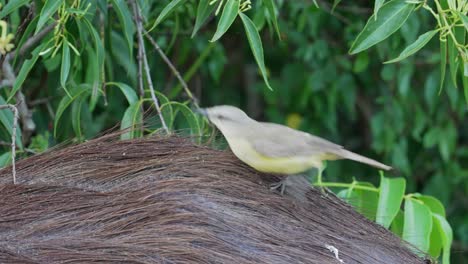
[270,180,287,195]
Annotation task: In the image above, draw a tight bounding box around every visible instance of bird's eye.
[217,115,225,120]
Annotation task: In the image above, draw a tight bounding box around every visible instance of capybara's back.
[0,134,427,263]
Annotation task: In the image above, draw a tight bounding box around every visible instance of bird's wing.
[248,122,343,158]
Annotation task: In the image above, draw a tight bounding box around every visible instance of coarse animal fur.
[0,133,429,263]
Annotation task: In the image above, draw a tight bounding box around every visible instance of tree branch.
[131,0,169,133]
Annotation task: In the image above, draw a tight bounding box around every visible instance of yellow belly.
[226,138,324,174]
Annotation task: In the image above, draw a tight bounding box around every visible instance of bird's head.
[198,105,252,132]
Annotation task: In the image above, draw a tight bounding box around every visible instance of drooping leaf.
[192,0,217,37]
[54,85,92,137]
[337,182,379,221]
[110,0,135,59]
[120,100,143,140]
[106,82,138,104]
[457,11,468,32]
[0,96,23,149]
[384,29,438,63]
[36,0,63,34]
[8,43,45,102]
[150,0,186,31]
[428,214,443,258]
[416,195,446,217]
[262,0,281,39]
[160,102,200,135]
[0,151,12,168]
[376,176,406,228]
[60,39,71,96]
[374,0,385,19]
[0,0,29,19]
[210,0,240,42]
[71,96,85,139]
[403,198,432,253]
[439,36,447,94]
[349,0,415,54]
[331,0,342,12]
[13,16,39,66]
[239,13,273,90]
[432,214,452,264]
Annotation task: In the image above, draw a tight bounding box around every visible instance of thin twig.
[131,0,169,133]
[0,104,19,184]
[144,32,200,109]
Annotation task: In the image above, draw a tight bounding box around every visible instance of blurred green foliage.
[0,0,467,262]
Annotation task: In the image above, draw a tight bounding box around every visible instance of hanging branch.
[130,0,169,133]
[144,32,200,109]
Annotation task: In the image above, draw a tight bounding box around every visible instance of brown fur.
[0,134,428,263]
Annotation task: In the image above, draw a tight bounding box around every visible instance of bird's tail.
[339,149,392,171]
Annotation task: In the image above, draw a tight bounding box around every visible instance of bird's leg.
[270,179,287,195]
[316,162,327,196]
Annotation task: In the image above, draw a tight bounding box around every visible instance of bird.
[198,105,391,192]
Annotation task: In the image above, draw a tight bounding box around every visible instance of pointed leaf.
[417,195,446,217]
[0,151,12,168]
[376,176,406,228]
[239,13,273,90]
[192,0,217,37]
[71,97,85,139]
[385,29,438,63]
[374,0,385,18]
[110,0,135,59]
[349,0,415,54]
[0,0,29,19]
[262,0,281,39]
[60,39,71,93]
[403,199,432,253]
[210,0,239,42]
[428,214,443,258]
[8,43,45,102]
[54,85,92,137]
[331,0,342,12]
[433,214,452,264]
[120,100,143,139]
[458,12,468,32]
[439,37,447,93]
[36,0,63,34]
[106,82,138,104]
[150,0,186,31]
[0,96,23,149]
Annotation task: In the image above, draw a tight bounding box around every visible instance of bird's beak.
[196,108,208,117]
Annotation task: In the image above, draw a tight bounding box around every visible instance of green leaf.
[54,85,92,137]
[0,0,29,19]
[239,13,273,90]
[120,100,143,140]
[374,0,385,18]
[349,0,415,54]
[337,183,379,221]
[433,214,452,264]
[35,0,63,34]
[428,214,443,258]
[106,82,138,104]
[376,176,406,228]
[0,96,23,149]
[210,0,240,42]
[390,210,404,237]
[458,12,468,32]
[161,102,201,135]
[13,16,39,66]
[71,97,85,139]
[150,0,186,31]
[384,29,438,63]
[8,43,45,102]
[403,199,432,253]
[331,0,342,12]
[0,151,12,168]
[110,0,135,59]
[61,39,71,96]
[192,0,217,37]
[439,37,447,94]
[464,70,468,105]
[416,195,446,217]
[262,0,281,39]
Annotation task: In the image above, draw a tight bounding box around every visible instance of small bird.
[199,105,391,190]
